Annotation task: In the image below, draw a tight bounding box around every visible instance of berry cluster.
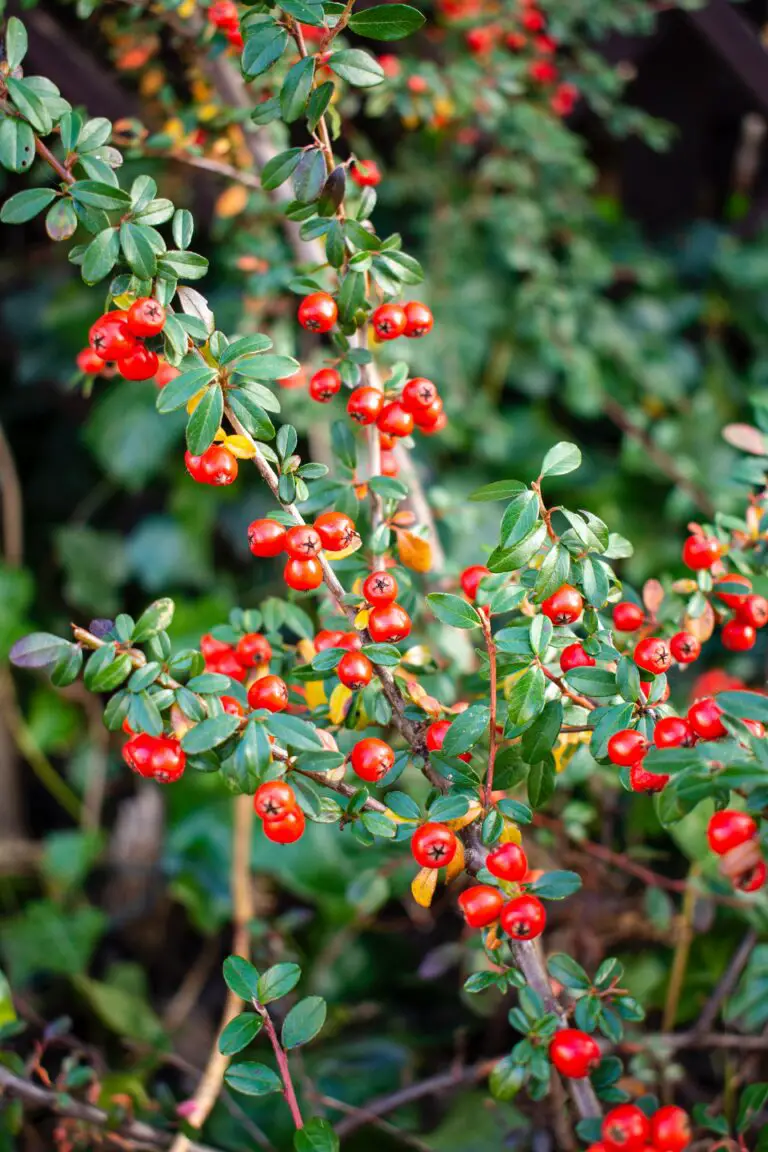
[185,443,239,487]
[201,630,272,681]
[254,780,305,843]
[360,569,412,642]
[585,1102,691,1152]
[248,512,359,592]
[458,843,547,940]
[85,299,166,381]
[207,0,244,49]
[122,731,186,783]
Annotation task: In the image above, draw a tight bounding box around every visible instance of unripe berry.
[298,292,337,333]
[347,385,384,425]
[236,632,272,667]
[284,556,323,591]
[707,809,757,855]
[458,884,503,927]
[714,573,752,607]
[263,807,305,843]
[682,534,721,570]
[737,593,768,628]
[126,296,166,337]
[549,1029,601,1079]
[650,1105,691,1152]
[633,637,671,675]
[89,311,137,359]
[371,302,407,340]
[607,729,648,767]
[403,301,433,338]
[721,619,756,651]
[254,780,297,822]
[486,842,528,882]
[612,601,645,632]
[248,674,289,712]
[687,696,726,740]
[411,823,458,868]
[541,584,582,625]
[368,603,411,643]
[337,650,373,689]
[309,368,342,402]
[500,894,546,940]
[560,643,595,672]
[669,632,701,664]
[377,401,414,439]
[248,519,287,557]
[653,716,695,748]
[460,565,490,601]
[349,737,395,782]
[314,511,358,551]
[601,1104,650,1152]
[117,345,160,381]
[363,570,398,605]
[284,524,322,560]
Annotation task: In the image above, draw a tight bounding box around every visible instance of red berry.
[521,8,546,30]
[89,312,137,359]
[314,511,358,551]
[560,643,595,672]
[380,448,400,474]
[371,302,407,341]
[426,719,471,763]
[208,648,247,682]
[248,519,287,558]
[413,396,444,430]
[248,674,289,712]
[201,632,234,661]
[117,345,160,381]
[155,360,180,388]
[602,1105,650,1152]
[208,0,239,29]
[351,159,382,187]
[458,884,504,928]
[377,401,414,439]
[687,696,726,740]
[309,368,342,402]
[284,556,323,591]
[284,524,323,560]
[220,695,244,716]
[349,737,395,782]
[541,584,583,625]
[339,631,362,650]
[411,823,458,868]
[722,619,756,651]
[714,573,752,608]
[347,385,384,425]
[315,629,345,651]
[126,296,166,338]
[551,81,579,116]
[226,25,243,48]
[368,602,411,643]
[653,716,695,748]
[486,842,528,882]
[633,637,671,675]
[363,570,398,605]
[650,1105,691,1152]
[707,809,757,855]
[737,594,768,629]
[122,733,185,783]
[201,444,239,485]
[669,631,701,664]
[529,59,557,83]
[612,602,645,632]
[407,74,428,94]
[736,858,767,892]
[337,650,373,689]
[629,762,669,792]
[298,292,337,333]
[263,807,305,843]
[465,25,498,53]
[401,377,439,415]
[403,302,433,338]
[607,729,648,767]
[549,1029,601,1079]
[682,534,721,570]
[254,780,297,822]
[76,347,106,373]
[236,633,272,667]
[535,33,557,54]
[500,894,546,940]
[460,565,490,601]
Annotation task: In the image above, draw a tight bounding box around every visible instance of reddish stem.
[541,664,596,712]
[532,478,558,543]
[257,1006,304,1130]
[480,608,498,806]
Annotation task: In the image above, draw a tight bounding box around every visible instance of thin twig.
[541,665,596,712]
[693,928,758,1035]
[256,1005,304,1129]
[479,609,498,805]
[0,420,23,566]
[662,864,700,1033]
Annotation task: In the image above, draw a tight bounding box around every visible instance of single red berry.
[650,1105,692,1152]
[426,719,471,763]
[407,74,429,94]
[363,570,398,605]
[314,511,358,551]
[529,59,557,83]
[458,884,504,928]
[607,729,648,767]
[653,716,695,748]
[714,573,752,608]
[737,593,768,629]
[284,556,323,591]
[551,82,579,116]
[371,302,407,341]
[226,24,243,47]
[687,696,726,740]
[601,1104,650,1152]
[208,0,239,29]
[248,519,287,558]
[347,385,385,425]
[263,807,305,843]
[486,842,528,882]
[411,822,458,868]
[560,643,595,672]
[315,629,345,651]
[722,619,756,651]
[89,312,137,359]
[155,360,180,388]
[254,780,297,822]
[670,631,701,664]
[403,302,433,338]
[285,524,323,560]
[349,737,395,782]
[460,565,491,601]
[201,633,233,661]
[377,401,414,439]
[500,894,546,940]
[707,809,757,855]
[220,695,244,716]
[200,444,238,486]
[126,296,166,338]
[350,159,382,187]
[682,534,721,570]
[413,396,444,430]
[612,601,645,632]
[401,376,439,415]
[337,650,373,689]
[379,53,401,77]
[122,733,157,778]
[309,368,342,403]
[541,584,583,625]
[633,637,671,675]
[236,633,272,667]
[641,678,670,703]
[76,347,106,373]
[207,648,247,682]
[736,858,767,892]
[248,674,289,712]
[506,31,527,50]
[521,7,546,30]
[117,345,160,381]
[298,292,337,333]
[465,25,498,53]
[535,33,557,54]
[549,1029,601,1079]
[629,761,669,793]
[368,602,411,643]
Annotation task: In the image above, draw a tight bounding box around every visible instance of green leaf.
[0,119,36,174]
[266,713,322,751]
[719,690,768,725]
[186,384,224,455]
[156,365,217,413]
[70,180,131,211]
[737,1083,768,1132]
[506,666,546,729]
[293,148,328,203]
[172,208,194,250]
[242,25,289,79]
[181,714,240,754]
[348,3,424,38]
[281,995,327,1049]
[564,666,617,698]
[157,250,208,280]
[441,704,490,756]
[328,48,385,87]
[262,148,303,191]
[6,18,29,70]
[218,1012,264,1055]
[540,441,582,478]
[527,758,555,808]
[132,598,175,643]
[294,1119,340,1152]
[279,0,325,23]
[521,700,562,764]
[547,953,591,990]
[46,198,78,241]
[220,334,273,364]
[1,186,57,222]
[6,77,52,134]
[489,1055,526,1101]
[308,82,334,132]
[500,491,539,549]
[227,390,276,441]
[257,962,302,1004]
[529,870,582,899]
[360,642,401,665]
[120,222,157,279]
[224,1062,283,1096]
[427,593,482,630]
[223,955,261,1000]
[488,522,547,573]
[236,354,300,381]
[469,479,526,502]
[82,227,119,285]
[281,56,315,122]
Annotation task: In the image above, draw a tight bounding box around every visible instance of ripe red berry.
[117,345,160,381]
[285,524,323,560]
[687,696,726,740]
[309,367,342,402]
[235,632,272,667]
[207,648,247,681]
[714,573,752,608]
[248,518,287,557]
[89,312,137,359]
[560,643,595,672]
[653,716,695,748]
[247,674,289,712]
[722,619,756,651]
[315,629,345,651]
[458,884,504,928]
[465,25,497,53]
[351,159,382,187]
[601,1104,650,1152]
[413,396,445,431]
[682,534,721,570]
[629,762,669,793]
[521,7,546,30]
[208,0,239,29]
[541,584,583,625]
[263,807,305,843]
[377,401,414,439]
[737,593,768,629]
[126,296,166,338]
[122,733,186,783]
[707,809,757,856]
[607,729,648,767]
[549,1029,601,1079]
[155,360,180,388]
[529,59,557,83]
[204,444,239,485]
[401,377,438,416]
[426,718,471,763]
[650,1105,691,1152]
[221,695,244,717]
[298,292,337,333]
[403,301,433,338]
[347,385,385,425]
[368,602,412,643]
[411,822,458,868]
[669,632,701,664]
[337,650,373,689]
[612,601,645,632]
[486,842,528,882]
[460,565,491,601]
[551,81,579,116]
[349,737,395,782]
[284,556,323,591]
[371,302,407,340]
[201,633,234,661]
[500,894,546,940]
[314,511,358,551]
[254,780,297,822]
[736,858,767,892]
[76,347,106,373]
[363,570,398,605]
[633,637,671,675]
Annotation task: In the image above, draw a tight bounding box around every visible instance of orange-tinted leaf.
[642,579,664,616]
[683,599,715,643]
[411,867,438,908]
[397,529,432,573]
[723,423,767,457]
[215,185,249,219]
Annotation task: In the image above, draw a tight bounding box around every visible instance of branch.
[0,420,23,566]
[479,609,497,805]
[255,1005,303,1129]
[541,665,596,712]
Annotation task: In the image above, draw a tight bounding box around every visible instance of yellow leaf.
[354,607,370,631]
[304,680,328,711]
[328,683,352,725]
[397,529,432,573]
[223,434,256,459]
[384,808,419,825]
[411,867,438,908]
[499,821,522,845]
[484,924,502,951]
[297,638,316,663]
[111,294,133,311]
[445,800,482,832]
[325,536,363,561]
[186,388,207,415]
[215,184,249,219]
[402,645,431,667]
[553,731,591,773]
[444,838,466,882]
[177,0,196,16]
